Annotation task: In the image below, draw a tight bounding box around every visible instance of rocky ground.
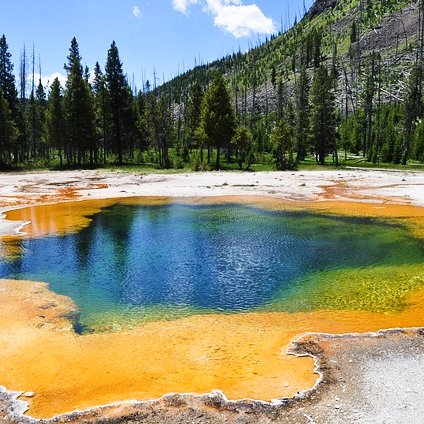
[0,168,423,216]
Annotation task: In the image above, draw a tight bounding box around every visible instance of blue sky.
[0,0,313,90]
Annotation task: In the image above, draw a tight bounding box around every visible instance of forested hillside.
[1,0,424,171]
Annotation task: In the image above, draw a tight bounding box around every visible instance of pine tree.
[26,79,46,160]
[310,66,337,165]
[270,119,296,170]
[105,41,129,165]
[45,78,65,166]
[26,91,37,159]
[0,88,18,167]
[185,80,203,150]
[232,126,253,170]
[364,54,376,160]
[93,62,108,164]
[413,119,424,162]
[199,73,235,170]
[0,34,21,163]
[313,30,322,68]
[0,35,19,116]
[295,65,310,161]
[136,91,149,153]
[350,21,358,43]
[84,85,97,165]
[402,64,423,164]
[271,66,277,89]
[64,37,96,166]
[35,79,47,158]
[146,93,173,168]
[121,87,140,161]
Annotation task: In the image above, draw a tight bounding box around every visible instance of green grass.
[337,156,424,171]
[2,149,424,175]
[74,159,424,174]
[102,163,194,174]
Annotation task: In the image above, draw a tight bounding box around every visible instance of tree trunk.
[215,147,221,170]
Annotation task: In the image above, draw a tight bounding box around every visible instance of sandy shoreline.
[0,168,424,423]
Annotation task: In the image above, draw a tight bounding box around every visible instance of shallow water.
[1,203,423,332]
[1,199,424,418]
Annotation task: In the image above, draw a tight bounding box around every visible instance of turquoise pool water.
[1,203,423,332]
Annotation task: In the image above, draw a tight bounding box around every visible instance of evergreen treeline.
[1,0,424,170]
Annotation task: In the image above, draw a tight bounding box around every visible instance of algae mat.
[0,197,424,418]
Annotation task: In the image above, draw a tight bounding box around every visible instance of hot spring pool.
[1,202,423,332]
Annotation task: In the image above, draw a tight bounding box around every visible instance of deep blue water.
[0,203,422,331]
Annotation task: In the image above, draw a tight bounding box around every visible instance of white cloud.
[132,6,142,17]
[30,72,67,89]
[172,0,198,14]
[172,0,275,37]
[211,3,275,37]
[204,0,241,15]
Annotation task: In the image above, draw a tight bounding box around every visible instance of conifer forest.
[2,0,424,171]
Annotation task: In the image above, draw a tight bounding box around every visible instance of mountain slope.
[158,0,419,114]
